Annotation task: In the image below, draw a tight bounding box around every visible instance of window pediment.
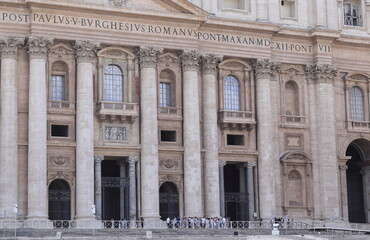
[219,59,252,72]
[97,47,135,60]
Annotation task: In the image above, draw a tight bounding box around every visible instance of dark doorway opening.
[48,179,71,222]
[346,144,366,223]
[159,182,179,221]
[224,164,248,221]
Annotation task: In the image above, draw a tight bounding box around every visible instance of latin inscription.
[0,11,332,53]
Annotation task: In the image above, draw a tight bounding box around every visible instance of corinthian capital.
[73,40,100,63]
[180,49,203,72]
[135,46,164,68]
[0,36,24,59]
[128,156,139,164]
[27,36,53,59]
[305,64,338,84]
[201,53,223,75]
[253,59,280,79]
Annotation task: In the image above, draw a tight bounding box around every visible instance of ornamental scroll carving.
[48,153,74,169]
[0,36,24,59]
[201,54,222,75]
[27,36,53,59]
[109,0,128,7]
[179,49,203,71]
[253,59,280,79]
[305,64,338,84]
[73,40,100,63]
[157,53,180,67]
[159,159,180,170]
[159,174,183,191]
[50,156,70,166]
[48,171,75,188]
[104,126,127,141]
[136,46,163,68]
[49,44,74,59]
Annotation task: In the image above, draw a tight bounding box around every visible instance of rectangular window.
[160,83,171,107]
[281,0,296,19]
[51,125,69,137]
[344,1,361,26]
[223,0,246,10]
[161,130,176,142]
[227,134,244,146]
[51,75,65,101]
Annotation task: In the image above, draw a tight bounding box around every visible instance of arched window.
[284,81,299,116]
[104,64,123,102]
[349,86,365,121]
[223,75,240,111]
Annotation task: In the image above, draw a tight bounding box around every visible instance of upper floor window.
[103,64,123,102]
[281,0,296,19]
[51,75,65,101]
[223,75,240,111]
[284,81,299,116]
[160,82,171,107]
[344,1,362,26]
[349,86,365,121]
[223,0,246,10]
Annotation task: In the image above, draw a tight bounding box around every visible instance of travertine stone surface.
[74,40,100,220]
[128,156,139,221]
[202,54,222,218]
[180,49,203,217]
[26,36,53,220]
[0,36,24,218]
[137,46,163,221]
[94,155,104,220]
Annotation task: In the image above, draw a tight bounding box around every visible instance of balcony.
[218,110,256,131]
[47,101,75,114]
[158,107,182,121]
[348,120,370,132]
[96,101,139,123]
[281,115,307,128]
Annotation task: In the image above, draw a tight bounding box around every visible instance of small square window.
[223,0,246,10]
[161,130,176,142]
[281,0,296,19]
[51,125,69,138]
[227,134,244,146]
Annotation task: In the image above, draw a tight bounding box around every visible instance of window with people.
[344,1,362,26]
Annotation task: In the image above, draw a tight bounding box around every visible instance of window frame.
[343,1,363,27]
[223,75,241,112]
[50,74,66,101]
[349,86,365,121]
[280,0,297,20]
[103,64,124,103]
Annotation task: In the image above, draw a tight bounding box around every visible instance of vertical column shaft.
[246,162,256,221]
[128,156,138,221]
[219,162,226,218]
[202,54,222,217]
[26,37,53,220]
[136,46,163,221]
[118,160,126,220]
[254,59,279,220]
[181,50,203,217]
[339,163,349,221]
[74,40,100,220]
[0,37,24,218]
[94,155,103,220]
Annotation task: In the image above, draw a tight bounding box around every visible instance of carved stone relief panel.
[103,124,130,142]
[285,133,304,150]
[159,159,181,171]
[48,150,75,170]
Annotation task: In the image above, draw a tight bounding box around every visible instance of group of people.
[166,216,228,229]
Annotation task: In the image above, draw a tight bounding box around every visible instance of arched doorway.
[345,139,370,223]
[159,182,179,220]
[48,179,71,221]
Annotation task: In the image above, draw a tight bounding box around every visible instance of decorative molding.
[109,0,128,7]
[159,174,182,191]
[48,171,75,188]
[253,59,280,79]
[159,159,179,170]
[219,160,227,168]
[128,156,139,164]
[201,54,222,75]
[179,49,202,72]
[27,36,53,59]
[305,64,338,84]
[0,36,24,59]
[49,44,74,59]
[104,126,127,141]
[73,40,100,63]
[94,155,104,163]
[157,52,180,67]
[136,46,164,68]
[50,155,70,166]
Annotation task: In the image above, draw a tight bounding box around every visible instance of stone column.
[94,155,104,220]
[136,46,163,221]
[118,160,126,220]
[306,64,339,220]
[238,164,246,220]
[0,37,24,219]
[246,162,256,221]
[180,49,203,217]
[338,162,349,221]
[254,59,279,220]
[26,37,53,220]
[128,156,139,222]
[201,54,222,218]
[219,161,226,218]
[362,166,370,222]
[74,40,100,220]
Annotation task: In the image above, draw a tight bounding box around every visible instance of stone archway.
[345,138,370,223]
[159,182,179,221]
[48,179,71,221]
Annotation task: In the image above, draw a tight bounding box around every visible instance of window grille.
[51,75,65,101]
[349,86,365,121]
[160,82,171,107]
[223,75,240,111]
[104,64,123,102]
